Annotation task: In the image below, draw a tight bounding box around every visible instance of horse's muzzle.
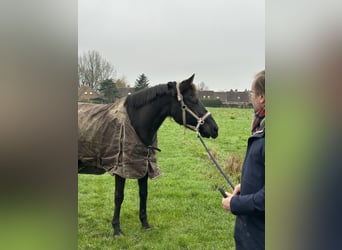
[199,123,218,139]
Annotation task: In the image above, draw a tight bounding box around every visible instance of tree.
[134,73,149,92]
[98,79,119,103]
[115,76,128,88]
[198,81,209,91]
[78,50,116,89]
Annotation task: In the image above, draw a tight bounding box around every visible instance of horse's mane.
[124,83,173,108]
[124,81,198,108]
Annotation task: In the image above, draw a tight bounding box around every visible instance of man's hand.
[222,191,233,212]
[233,184,241,195]
[222,183,241,212]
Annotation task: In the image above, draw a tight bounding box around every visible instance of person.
[222,70,265,250]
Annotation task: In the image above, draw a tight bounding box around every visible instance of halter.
[176,82,211,133]
[175,82,235,191]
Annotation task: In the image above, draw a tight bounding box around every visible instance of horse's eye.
[190,96,198,104]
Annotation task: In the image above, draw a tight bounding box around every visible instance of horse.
[78,74,219,236]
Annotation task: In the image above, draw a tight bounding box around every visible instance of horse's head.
[168,74,218,138]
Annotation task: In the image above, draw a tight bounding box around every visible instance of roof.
[78,86,102,101]
[117,87,135,97]
[198,90,250,104]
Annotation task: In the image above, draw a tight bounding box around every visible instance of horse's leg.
[138,173,151,230]
[112,174,126,236]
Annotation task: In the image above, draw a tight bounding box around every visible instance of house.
[78,86,103,103]
[198,89,251,108]
[117,87,135,97]
[226,89,250,104]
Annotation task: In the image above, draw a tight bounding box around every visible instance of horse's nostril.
[213,126,218,137]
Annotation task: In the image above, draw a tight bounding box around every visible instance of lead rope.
[175,82,234,190]
[197,132,235,190]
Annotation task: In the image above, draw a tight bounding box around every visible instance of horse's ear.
[187,74,195,83]
[180,74,195,92]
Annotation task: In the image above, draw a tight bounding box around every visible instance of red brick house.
[78,86,103,103]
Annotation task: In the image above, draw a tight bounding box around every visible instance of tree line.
[79,50,209,103]
[78,50,150,103]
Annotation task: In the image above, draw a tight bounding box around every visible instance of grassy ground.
[78,108,252,249]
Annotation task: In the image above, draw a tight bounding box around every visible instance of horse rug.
[78,97,162,179]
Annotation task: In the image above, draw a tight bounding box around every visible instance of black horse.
[78,74,218,236]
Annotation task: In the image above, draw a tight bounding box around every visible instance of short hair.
[254,70,265,96]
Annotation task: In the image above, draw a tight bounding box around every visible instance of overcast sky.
[79,0,264,91]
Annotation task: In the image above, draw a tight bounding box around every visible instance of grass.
[78,108,252,249]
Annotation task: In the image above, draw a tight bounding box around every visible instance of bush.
[200,99,222,107]
[223,154,244,181]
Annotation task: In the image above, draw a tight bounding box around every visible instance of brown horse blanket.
[78,97,162,179]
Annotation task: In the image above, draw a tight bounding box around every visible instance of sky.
[78,0,265,91]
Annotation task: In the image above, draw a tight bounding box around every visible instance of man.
[222,70,265,250]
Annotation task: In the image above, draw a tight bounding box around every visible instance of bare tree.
[115,75,129,88]
[78,50,116,89]
[198,81,209,91]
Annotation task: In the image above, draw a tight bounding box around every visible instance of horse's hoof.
[113,229,123,237]
[142,222,151,231]
[113,233,123,238]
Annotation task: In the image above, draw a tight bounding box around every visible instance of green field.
[78,108,253,249]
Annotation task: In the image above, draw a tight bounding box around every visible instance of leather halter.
[176,82,211,133]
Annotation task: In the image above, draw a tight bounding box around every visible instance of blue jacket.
[230,123,265,250]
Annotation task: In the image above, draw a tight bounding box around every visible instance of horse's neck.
[127,97,171,146]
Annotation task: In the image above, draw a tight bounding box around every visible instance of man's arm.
[230,185,265,215]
